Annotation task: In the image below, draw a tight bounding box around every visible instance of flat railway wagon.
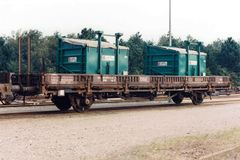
[11,73,231,112]
[3,33,231,112]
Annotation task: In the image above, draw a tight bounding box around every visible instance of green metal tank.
[144,41,207,76]
[56,32,129,75]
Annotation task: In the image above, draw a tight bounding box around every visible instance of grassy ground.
[104,128,240,160]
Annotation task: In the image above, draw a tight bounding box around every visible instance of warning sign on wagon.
[189,61,197,65]
[102,55,115,61]
[68,57,77,62]
[158,62,167,66]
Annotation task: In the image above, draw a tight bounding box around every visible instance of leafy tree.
[4,29,44,73]
[158,35,185,48]
[77,28,107,42]
[119,39,127,46]
[67,33,77,38]
[4,29,58,73]
[145,40,154,45]
[230,72,240,86]
[77,28,96,40]
[219,37,240,72]
[186,35,198,42]
[127,32,145,75]
[0,37,14,71]
[158,35,169,46]
[6,60,18,72]
[0,37,4,47]
[204,39,223,75]
[44,32,59,73]
[206,68,212,76]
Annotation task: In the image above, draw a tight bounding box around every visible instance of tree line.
[0,28,240,85]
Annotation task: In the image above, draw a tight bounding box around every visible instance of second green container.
[144,43,207,76]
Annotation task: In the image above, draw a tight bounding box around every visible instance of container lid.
[62,38,129,50]
[160,46,207,55]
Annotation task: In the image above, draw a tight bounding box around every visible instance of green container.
[56,37,129,75]
[144,43,207,76]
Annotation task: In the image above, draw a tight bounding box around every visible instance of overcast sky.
[1,0,240,44]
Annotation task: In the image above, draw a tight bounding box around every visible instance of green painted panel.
[101,48,116,74]
[179,54,187,76]
[86,47,98,74]
[57,43,85,73]
[189,54,198,76]
[200,55,207,76]
[144,44,207,76]
[145,45,179,75]
[118,50,129,75]
[57,38,128,75]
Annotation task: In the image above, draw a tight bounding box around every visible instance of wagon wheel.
[191,92,204,105]
[73,96,93,112]
[172,93,184,105]
[51,95,72,111]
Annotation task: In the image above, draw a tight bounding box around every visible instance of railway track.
[0,95,239,119]
[0,102,54,108]
[0,94,238,108]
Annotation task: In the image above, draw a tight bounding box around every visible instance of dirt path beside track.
[0,96,240,159]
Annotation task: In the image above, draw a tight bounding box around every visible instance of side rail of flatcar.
[42,74,231,112]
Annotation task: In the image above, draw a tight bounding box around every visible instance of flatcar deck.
[8,73,231,112]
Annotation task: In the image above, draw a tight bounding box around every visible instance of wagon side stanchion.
[208,79,212,100]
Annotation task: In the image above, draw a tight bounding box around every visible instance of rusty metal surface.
[0,72,10,84]
[11,73,42,96]
[8,72,231,97]
[44,74,230,85]
[12,74,42,86]
[0,72,12,103]
[43,74,231,95]
[0,83,11,98]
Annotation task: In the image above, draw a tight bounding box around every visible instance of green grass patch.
[104,128,240,160]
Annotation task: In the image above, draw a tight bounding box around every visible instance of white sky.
[1,0,240,44]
